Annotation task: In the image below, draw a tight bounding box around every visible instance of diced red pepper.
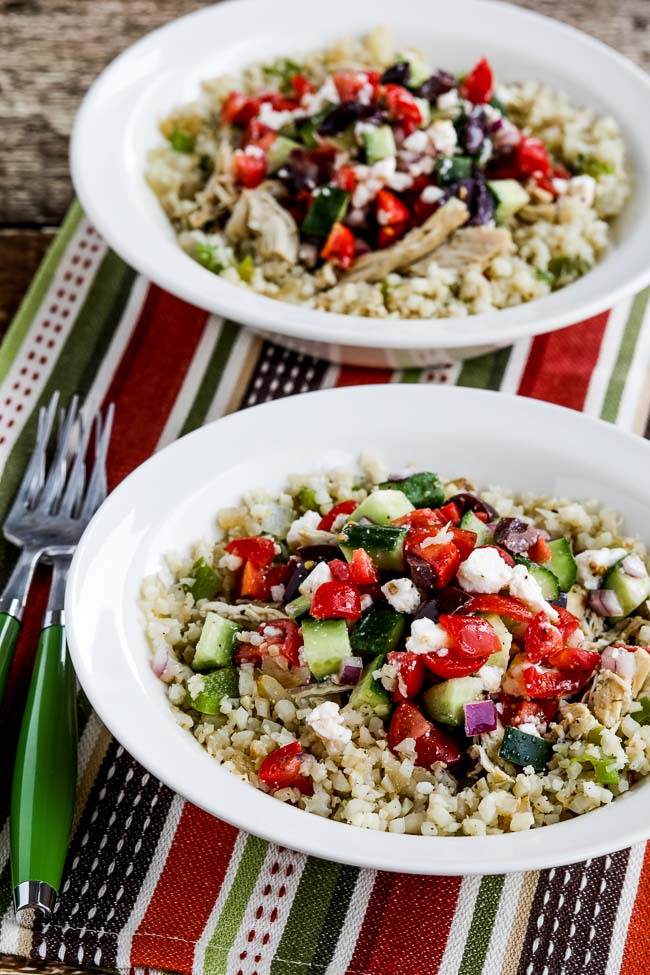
[387,650,425,702]
[318,499,357,532]
[516,136,553,178]
[383,84,423,132]
[266,563,291,589]
[392,508,447,529]
[225,536,276,568]
[438,502,462,526]
[240,560,270,599]
[232,148,267,188]
[321,221,356,269]
[329,559,352,581]
[524,611,564,664]
[258,741,313,794]
[258,90,300,111]
[310,580,362,621]
[448,527,477,562]
[378,222,408,249]
[552,606,583,644]
[464,593,533,622]
[291,74,316,99]
[350,548,379,586]
[499,694,558,728]
[335,165,358,193]
[423,652,489,679]
[528,537,552,563]
[241,118,277,152]
[388,701,461,767]
[474,511,489,523]
[405,533,461,588]
[221,91,260,126]
[522,660,598,699]
[459,57,494,104]
[376,189,410,226]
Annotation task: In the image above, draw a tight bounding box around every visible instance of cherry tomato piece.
[423,652,490,679]
[547,646,600,673]
[239,560,270,600]
[350,548,379,586]
[383,84,424,131]
[241,118,276,152]
[388,701,461,767]
[329,559,352,582]
[459,57,494,104]
[523,662,597,699]
[392,508,449,529]
[260,618,303,667]
[524,611,564,664]
[335,164,358,193]
[376,189,410,226]
[516,136,553,177]
[464,593,533,622]
[231,148,267,188]
[448,527,477,562]
[387,650,425,701]
[225,536,277,567]
[259,741,313,794]
[378,222,408,249]
[310,580,362,621]
[405,534,461,588]
[440,614,501,658]
[291,74,316,99]
[321,221,356,269]
[499,694,558,728]
[317,499,357,532]
[221,91,260,126]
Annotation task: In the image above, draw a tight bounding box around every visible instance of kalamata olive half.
[297,544,345,564]
[447,492,498,521]
[493,517,543,555]
[414,588,473,621]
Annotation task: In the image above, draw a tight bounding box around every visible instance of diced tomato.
[226,536,276,568]
[438,502,462,526]
[552,606,582,644]
[523,661,597,699]
[459,57,494,104]
[516,136,552,178]
[524,611,564,664]
[259,741,313,794]
[440,614,501,658]
[240,560,270,600]
[221,91,260,126]
[291,74,316,99]
[335,164,358,193]
[527,536,552,563]
[378,222,408,248]
[499,694,558,728]
[383,84,423,132]
[318,499,357,532]
[423,652,488,679]
[405,533,461,588]
[261,618,303,667]
[388,701,461,767]
[242,118,277,153]
[475,544,515,567]
[321,221,356,269]
[392,508,448,529]
[350,548,379,586]
[311,580,362,621]
[258,90,300,111]
[376,189,410,226]
[267,563,291,588]
[464,593,533,622]
[329,558,352,581]
[333,70,378,101]
[448,528,477,562]
[387,651,425,702]
[232,148,267,188]
[547,645,600,673]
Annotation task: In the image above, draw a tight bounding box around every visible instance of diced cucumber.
[414,97,431,127]
[339,523,407,571]
[191,666,240,714]
[546,537,577,592]
[183,557,222,601]
[379,471,445,509]
[347,653,392,717]
[285,594,312,619]
[301,618,351,679]
[515,557,560,602]
[602,558,650,619]
[499,726,551,771]
[351,488,414,526]
[423,677,484,726]
[459,510,491,546]
[363,125,396,164]
[573,754,619,785]
[435,155,473,186]
[192,612,241,672]
[267,135,301,173]
[633,697,650,725]
[487,179,530,224]
[397,50,431,88]
[350,606,406,657]
[301,186,350,238]
[478,613,512,668]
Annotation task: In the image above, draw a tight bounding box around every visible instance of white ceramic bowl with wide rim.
[70,0,650,369]
[66,384,650,874]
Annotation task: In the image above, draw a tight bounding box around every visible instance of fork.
[8,396,114,922]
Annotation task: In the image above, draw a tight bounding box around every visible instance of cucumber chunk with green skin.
[546,537,577,592]
[487,179,530,223]
[192,612,241,671]
[192,666,240,714]
[301,186,350,237]
[514,557,560,602]
[339,523,407,571]
[350,607,406,657]
[347,653,392,717]
[379,471,445,509]
[478,613,512,668]
[285,594,312,620]
[499,726,551,771]
[602,558,650,619]
[422,677,484,726]
[267,135,301,173]
[633,698,650,725]
[301,619,351,679]
[351,489,414,526]
[459,510,491,546]
[183,557,222,601]
[364,125,396,164]
[435,155,473,186]
[573,755,619,785]
[295,107,333,147]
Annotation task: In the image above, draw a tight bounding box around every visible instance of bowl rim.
[70,0,650,352]
[65,384,650,874]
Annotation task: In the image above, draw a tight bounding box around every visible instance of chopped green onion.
[183,558,222,601]
[168,127,196,153]
[573,754,619,785]
[575,154,615,178]
[263,57,303,94]
[195,241,224,273]
[237,256,254,283]
[296,485,318,513]
[547,255,591,290]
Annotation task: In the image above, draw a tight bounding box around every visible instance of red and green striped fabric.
[1,202,650,975]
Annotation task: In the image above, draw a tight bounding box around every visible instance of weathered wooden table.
[0,0,648,971]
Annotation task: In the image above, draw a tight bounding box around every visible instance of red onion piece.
[601,645,636,679]
[621,554,647,579]
[334,656,364,685]
[587,588,624,617]
[151,648,181,684]
[464,699,497,736]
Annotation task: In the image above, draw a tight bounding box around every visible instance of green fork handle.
[0,613,21,706]
[11,623,77,918]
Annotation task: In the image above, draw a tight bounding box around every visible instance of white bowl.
[66,384,650,874]
[70,0,650,368]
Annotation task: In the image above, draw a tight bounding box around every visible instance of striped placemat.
[0,201,650,975]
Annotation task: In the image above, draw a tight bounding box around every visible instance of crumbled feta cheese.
[437,89,460,112]
[427,119,457,155]
[477,663,505,693]
[552,178,569,195]
[420,524,453,546]
[257,101,301,130]
[575,547,627,590]
[306,701,352,744]
[360,593,374,612]
[371,157,397,181]
[457,548,513,594]
[219,552,243,572]
[263,625,282,638]
[517,722,542,738]
[330,513,350,533]
[187,674,205,698]
[299,560,333,599]
[286,511,322,549]
[403,129,429,154]
[243,143,265,158]
[509,564,558,620]
[421,185,444,204]
[406,617,451,655]
[381,577,421,614]
[270,584,285,602]
[387,170,414,191]
[567,174,597,207]
[377,208,392,226]
[304,76,340,114]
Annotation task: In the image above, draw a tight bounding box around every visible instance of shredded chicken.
[410,226,511,275]
[225,188,299,263]
[589,669,632,728]
[517,203,558,224]
[188,136,237,228]
[342,198,469,283]
[201,600,287,624]
[557,702,600,740]
[631,647,650,698]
